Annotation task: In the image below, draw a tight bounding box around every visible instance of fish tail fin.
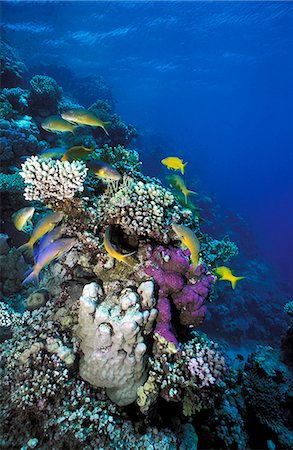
[181,162,188,174]
[18,242,34,257]
[102,121,111,136]
[231,276,245,289]
[121,251,136,267]
[184,189,197,204]
[22,268,39,285]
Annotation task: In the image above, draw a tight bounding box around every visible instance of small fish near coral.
[86,159,121,181]
[61,108,111,135]
[103,226,136,266]
[214,265,245,289]
[61,145,96,162]
[161,156,188,175]
[167,174,197,204]
[12,206,35,231]
[41,116,77,134]
[22,238,76,284]
[40,147,67,159]
[34,226,63,262]
[172,223,201,267]
[18,212,64,256]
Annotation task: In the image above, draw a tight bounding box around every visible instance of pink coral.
[187,345,226,387]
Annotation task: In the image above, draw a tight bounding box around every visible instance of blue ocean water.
[3,1,292,287]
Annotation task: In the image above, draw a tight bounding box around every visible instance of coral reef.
[0,40,27,88]
[1,43,292,450]
[0,233,28,296]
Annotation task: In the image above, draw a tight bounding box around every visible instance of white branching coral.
[20,156,87,201]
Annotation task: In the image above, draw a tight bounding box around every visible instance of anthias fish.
[61,145,95,162]
[161,157,188,175]
[86,160,121,180]
[41,116,76,134]
[172,223,200,267]
[167,174,197,204]
[18,212,64,256]
[22,238,76,284]
[103,226,135,266]
[214,266,245,289]
[61,109,111,135]
[12,207,35,231]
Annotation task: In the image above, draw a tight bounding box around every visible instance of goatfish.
[103,226,135,267]
[22,238,76,284]
[61,109,111,136]
[34,226,63,262]
[41,116,77,134]
[40,147,67,159]
[86,159,121,181]
[61,145,95,162]
[167,174,197,204]
[12,207,35,232]
[214,266,245,289]
[161,157,188,175]
[18,212,64,256]
[172,223,200,267]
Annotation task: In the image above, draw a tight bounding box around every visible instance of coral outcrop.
[77,282,157,406]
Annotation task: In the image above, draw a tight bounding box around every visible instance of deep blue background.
[2,1,293,286]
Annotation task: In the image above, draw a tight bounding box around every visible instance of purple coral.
[145,245,214,345]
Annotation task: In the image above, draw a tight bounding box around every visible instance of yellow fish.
[86,160,121,181]
[172,223,200,267]
[161,157,188,175]
[41,116,77,134]
[18,212,64,256]
[12,207,35,231]
[167,174,197,204]
[22,238,76,284]
[103,226,135,266]
[61,109,111,135]
[61,145,95,162]
[214,266,245,289]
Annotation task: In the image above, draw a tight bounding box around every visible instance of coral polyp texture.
[20,155,88,201]
[1,55,292,450]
